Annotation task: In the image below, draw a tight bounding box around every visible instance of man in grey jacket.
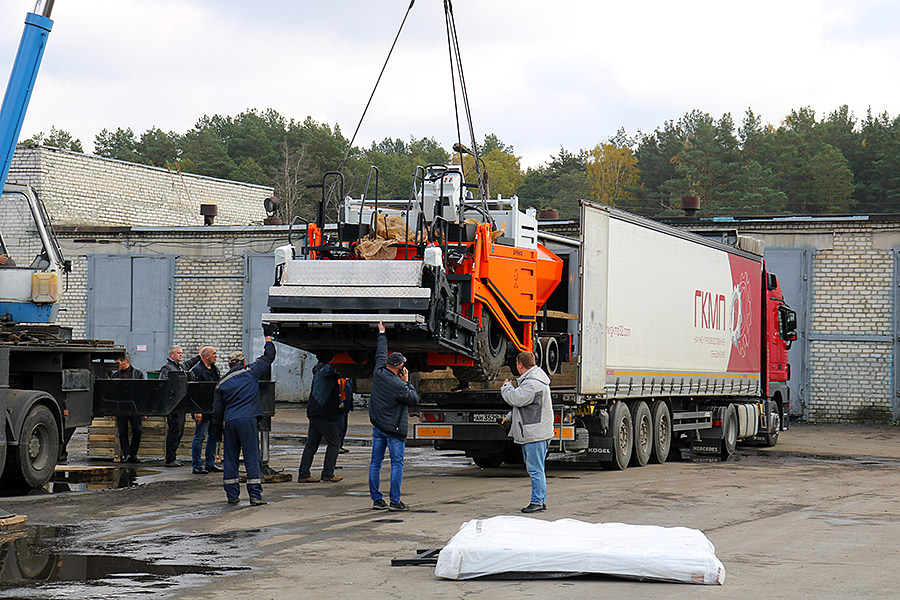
[368,321,419,511]
[501,350,554,513]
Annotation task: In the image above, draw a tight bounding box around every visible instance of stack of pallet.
[87,415,196,461]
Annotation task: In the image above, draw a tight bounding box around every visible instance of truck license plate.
[472,413,499,423]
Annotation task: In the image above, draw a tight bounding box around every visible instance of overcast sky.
[2,0,900,169]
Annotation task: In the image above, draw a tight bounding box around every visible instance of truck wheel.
[472,454,503,468]
[602,402,632,470]
[453,310,508,381]
[764,401,780,447]
[650,400,671,464]
[721,404,738,458]
[629,401,652,467]
[4,404,59,489]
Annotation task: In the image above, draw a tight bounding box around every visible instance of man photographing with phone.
[368,321,420,511]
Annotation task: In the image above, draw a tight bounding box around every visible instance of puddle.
[0,525,249,599]
[0,468,158,497]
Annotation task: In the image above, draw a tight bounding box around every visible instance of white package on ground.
[434,516,726,584]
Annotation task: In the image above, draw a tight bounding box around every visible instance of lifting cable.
[444,0,486,202]
[337,0,416,174]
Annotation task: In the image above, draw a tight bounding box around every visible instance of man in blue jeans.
[501,350,554,513]
[368,321,419,511]
[190,346,221,474]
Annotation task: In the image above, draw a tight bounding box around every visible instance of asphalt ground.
[2,406,900,599]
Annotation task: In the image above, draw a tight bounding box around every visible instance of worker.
[213,336,276,506]
[0,253,15,266]
[368,321,419,511]
[337,377,354,453]
[159,345,202,467]
[190,346,221,475]
[111,353,146,463]
[500,350,554,513]
[298,351,344,483]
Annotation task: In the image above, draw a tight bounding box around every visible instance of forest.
[25,103,900,221]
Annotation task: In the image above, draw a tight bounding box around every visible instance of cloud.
[1,0,899,170]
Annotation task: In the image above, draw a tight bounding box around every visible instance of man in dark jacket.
[298,351,344,483]
[159,345,201,467]
[213,337,276,506]
[111,354,145,463]
[190,346,221,475]
[368,321,419,511]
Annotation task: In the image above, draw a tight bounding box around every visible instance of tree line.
[25,104,900,221]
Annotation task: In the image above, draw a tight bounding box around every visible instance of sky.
[2,0,900,169]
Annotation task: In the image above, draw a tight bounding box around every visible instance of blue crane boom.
[0,1,54,187]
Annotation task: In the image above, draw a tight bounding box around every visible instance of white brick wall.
[8,145,270,227]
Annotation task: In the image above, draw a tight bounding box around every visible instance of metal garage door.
[764,247,813,419]
[87,254,174,373]
[244,253,312,401]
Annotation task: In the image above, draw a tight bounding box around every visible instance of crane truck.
[0,2,264,490]
[265,167,797,469]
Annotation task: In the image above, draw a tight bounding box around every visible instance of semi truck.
[414,201,798,467]
[265,165,797,469]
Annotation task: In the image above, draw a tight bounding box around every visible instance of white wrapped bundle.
[434,516,725,584]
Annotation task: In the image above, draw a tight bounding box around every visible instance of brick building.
[7,145,311,400]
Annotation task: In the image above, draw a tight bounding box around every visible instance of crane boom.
[0,1,54,187]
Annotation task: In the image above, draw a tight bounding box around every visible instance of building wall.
[54,227,311,401]
[8,145,269,227]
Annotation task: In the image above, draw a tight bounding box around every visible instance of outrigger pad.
[434,516,725,584]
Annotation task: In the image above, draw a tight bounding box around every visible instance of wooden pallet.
[87,415,209,461]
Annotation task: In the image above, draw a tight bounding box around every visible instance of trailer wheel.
[602,402,632,470]
[721,404,738,458]
[533,336,544,371]
[650,400,671,464]
[3,404,59,489]
[629,401,652,467]
[542,337,560,376]
[453,309,508,381]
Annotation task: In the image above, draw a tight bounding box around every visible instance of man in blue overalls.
[213,336,276,506]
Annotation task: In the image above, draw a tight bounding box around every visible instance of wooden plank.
[0,515,27,528]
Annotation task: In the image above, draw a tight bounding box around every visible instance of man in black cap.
[368,321,419,511]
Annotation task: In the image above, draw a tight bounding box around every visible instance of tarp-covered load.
[434,516,725,584]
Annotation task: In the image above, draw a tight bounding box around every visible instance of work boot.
[206,464,223,473]
[249,498,268,506]
[521,503,546,514]
[227,498,240,504]
[321,476,343,482]
[299,476,320,483]
[165,460,183,468]
[192,467,208,475]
